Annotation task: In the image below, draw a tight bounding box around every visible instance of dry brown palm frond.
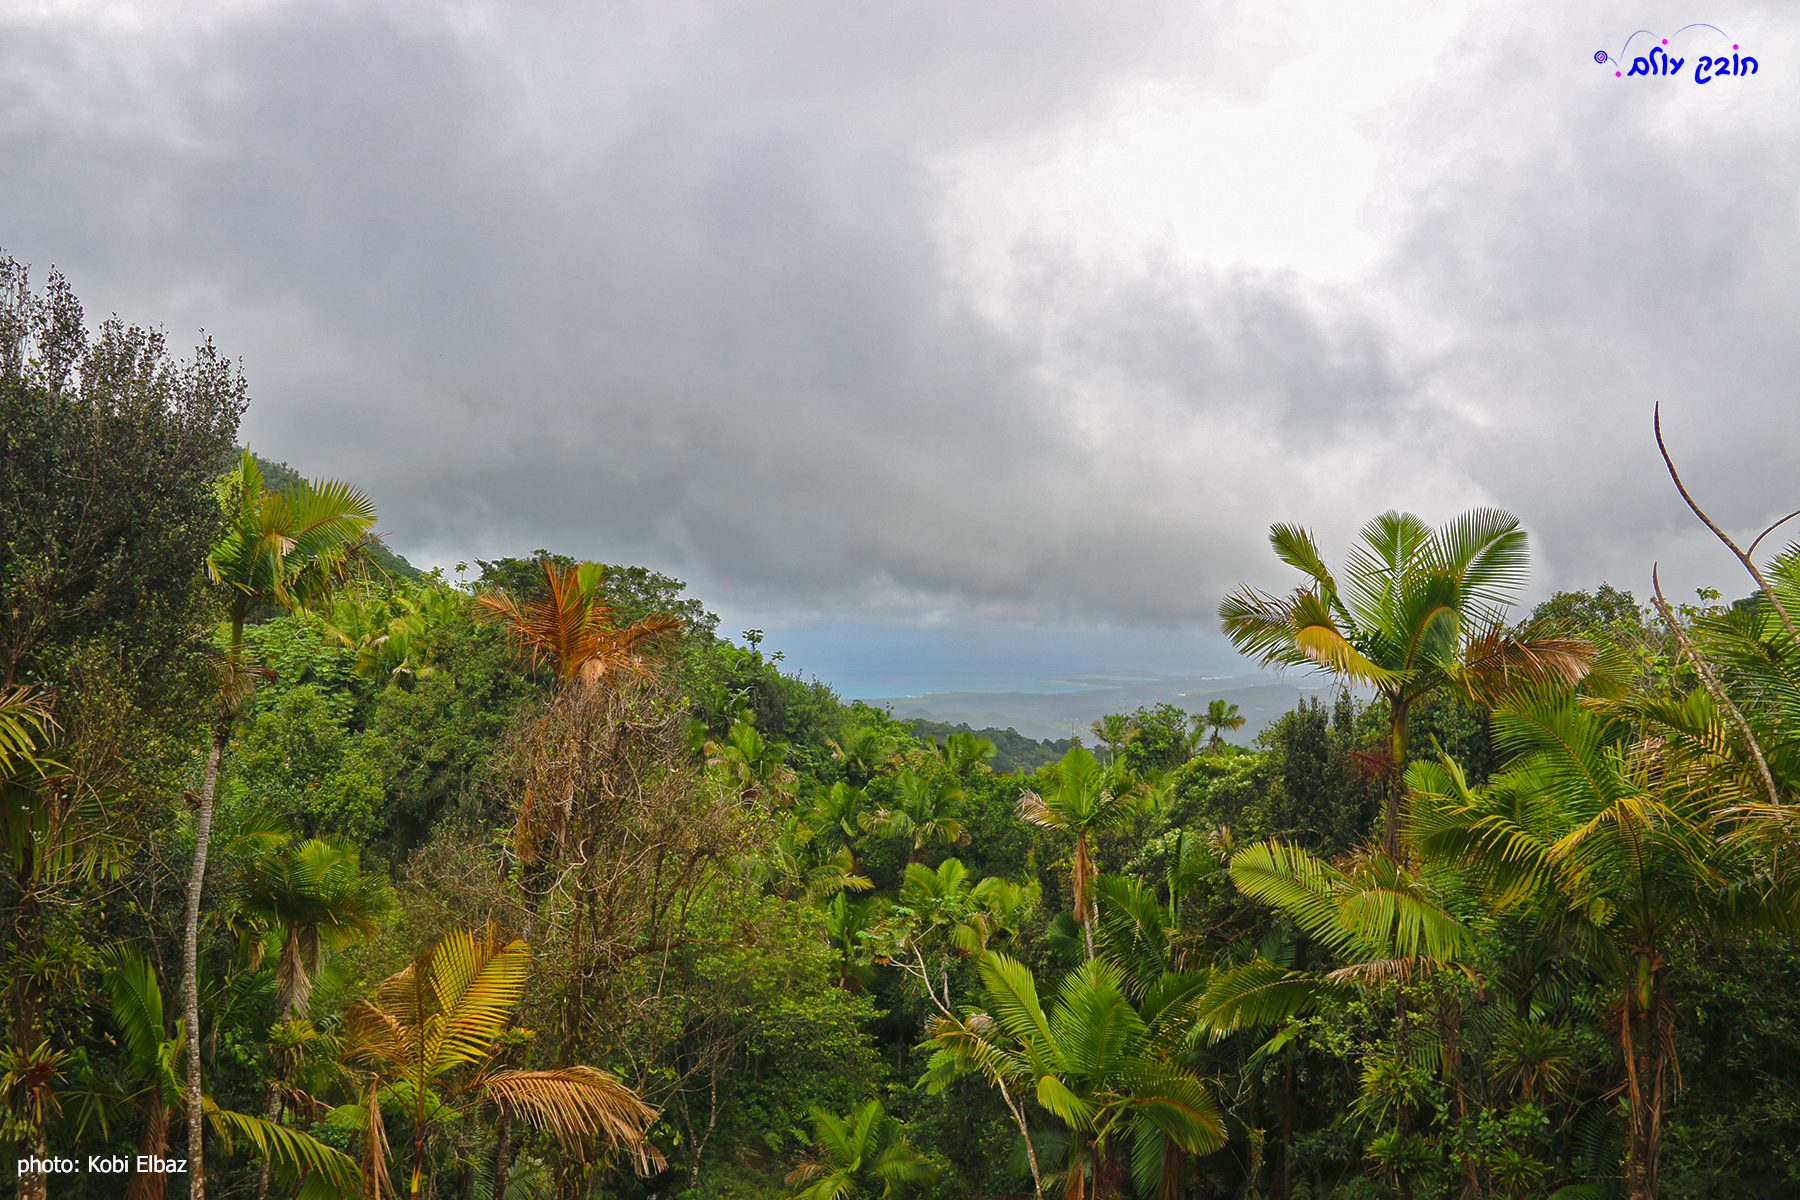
[785,1161,829,1186]
[1324,957,1429,986]
[361,1077,393,1200]
[342,1000,406,1070]
[196,649,275,717]
[574,614,684,688]
[1455,624,1595,709]
[482,1066,664,1172]
[1015,789,1053,827]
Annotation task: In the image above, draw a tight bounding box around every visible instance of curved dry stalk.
[1655,404,1799,641]
[1650,567,1780,809]
[1748,508,1800,557]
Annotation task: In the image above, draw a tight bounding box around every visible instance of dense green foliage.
[6,262,1800,1200]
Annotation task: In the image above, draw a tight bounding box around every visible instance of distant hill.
[905,718,1076,774]
[873,674,1328,744]
[246,451,426,582]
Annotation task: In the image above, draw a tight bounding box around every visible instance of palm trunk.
[11,850,47,1200]
[126,1102,170,1200]
[1279,1059,1294,1200]
[182,723,228,1200]
[1381,696,1411,855]
[494,1111,513,1200]
[255,1079,281,1200]
[1076,832,1096,959]
[1621,968,1670,1200]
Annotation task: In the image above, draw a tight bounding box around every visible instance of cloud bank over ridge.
[2,0,1796,639]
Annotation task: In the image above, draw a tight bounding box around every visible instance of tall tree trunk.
[1279,1059,1294,1200]
[11,855,47,1200]
[182,724,228,1200]
[997,1078,1044,1200]
[16,1123,49,1200]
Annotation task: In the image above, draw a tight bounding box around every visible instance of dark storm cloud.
[5,1,1794,633]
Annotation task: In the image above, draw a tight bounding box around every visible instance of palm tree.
[1220,508,1593,852]
[1089,714,1134,766]
[180,451,376,1194]
[234,835,394,1021]
[70,948,360,1200]
[867,858,1031,1015]
[1192,700,1245,754]
[784,1098,937,1200]
[473,556,681,689]
[1197,840,1471,1035]
[1017,747,1146,957]
[233,835,393,1200]
[930,730,997,774]
[828,725,904,787]
[867,769,967,863]
[928,953,1223,1200]
[1407,696,1800,1200]
[341,925,662,1198]
[752,813,872,902]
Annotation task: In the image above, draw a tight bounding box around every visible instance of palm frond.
[483,1066,665,1172]
[0,686,56,774]
[428,926,528,1074]
[977,952,1065,1077]
[206,1103,363,1195]
[1195,958,1338,1033]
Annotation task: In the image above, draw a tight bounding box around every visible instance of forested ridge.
[6,261,1800,1200]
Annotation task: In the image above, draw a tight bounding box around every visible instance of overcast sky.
[4,1,1796,693]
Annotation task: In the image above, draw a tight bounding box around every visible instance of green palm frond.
[1218,586,1320,669]
[1229,841,1468,963]
[1430,506,1530,618]
[1034,1073,1097,1130]
[1228,843,1352,954]
[206,1103,362,1195]
[1117,1062,1226,1152]
[977,953,1065,1078]
[924,1015,1029,1090]
[1268,523,1338,594]
[1342,510,1435,630]
[100,947,168,1076]
[1049,958,1144,1082]
[1194,957,1339,1033]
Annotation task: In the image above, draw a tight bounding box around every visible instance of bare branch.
[1748,508,1800,558]
[1651,566,1780,810]
[1655,404,1798,641]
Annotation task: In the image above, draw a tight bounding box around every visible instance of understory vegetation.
[7,260,1800,1200]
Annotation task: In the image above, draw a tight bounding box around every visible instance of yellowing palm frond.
[0,686,56,775]
[428,926,528,1075]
